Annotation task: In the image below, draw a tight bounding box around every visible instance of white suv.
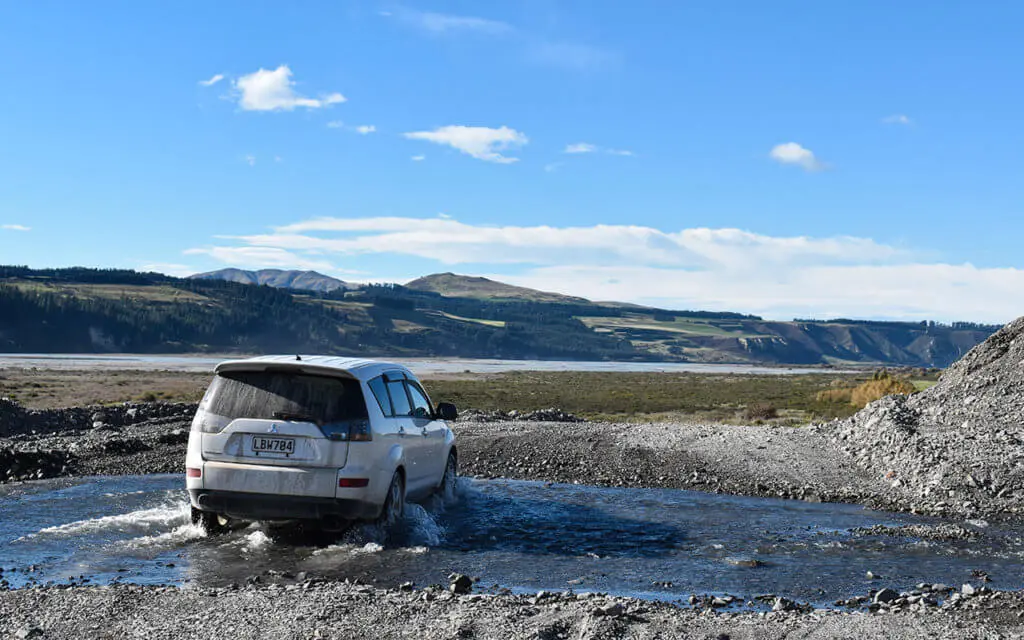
[185,355,458,534]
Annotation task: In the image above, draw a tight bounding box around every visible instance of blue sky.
[1,1,1023,322]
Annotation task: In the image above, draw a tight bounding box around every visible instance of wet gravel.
[3,580,1024,640]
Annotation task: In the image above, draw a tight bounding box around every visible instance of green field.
[425,371,879,424]
[1,367,891,424]
[579,314,767,338]
[428,310,507,328]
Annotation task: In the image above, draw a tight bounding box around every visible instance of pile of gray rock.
[0,400,197,483]
[0,399,197,438]
[458,408,585,423]
[827,316,1024,517]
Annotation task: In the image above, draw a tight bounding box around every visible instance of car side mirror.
[436,402,458,421]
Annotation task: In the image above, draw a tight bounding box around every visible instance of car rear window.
[201,370,368,424]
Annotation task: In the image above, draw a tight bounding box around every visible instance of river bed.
[2,475,1019,607]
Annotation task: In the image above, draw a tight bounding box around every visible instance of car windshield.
[200,370,368,425]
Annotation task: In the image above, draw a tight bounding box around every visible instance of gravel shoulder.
[455,419,899,508]
[3,581,1024,640]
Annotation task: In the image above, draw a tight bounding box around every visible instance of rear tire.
[378,471,405,528]
[191,507,230,536]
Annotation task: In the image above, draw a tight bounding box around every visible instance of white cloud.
[244,154,256,166]
[404,125,527,163]
[544,162,563,172]
[411,155,426,162]
[186,216,1024,322]
[883,114,913,125]
[235,65,346,111]
[184,246,336,272]
[1,224,30,232]
[328,121,377,135]
[770,142,825,171]
[385,8,513,35]
[564,142,634,156]
[139,263,196,278]
[527,42,621,71]
[274,155,283,163]
[564,143,597,154]
[501,263,1024,323]
[199,74,225,87]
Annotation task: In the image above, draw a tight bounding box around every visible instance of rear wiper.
[272,411,320,425]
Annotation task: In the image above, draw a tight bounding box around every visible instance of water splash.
[120,522,207,550]
[19,499,191,541]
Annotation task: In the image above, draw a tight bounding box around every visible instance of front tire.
[191,507,230,536]
[438,451,458,500]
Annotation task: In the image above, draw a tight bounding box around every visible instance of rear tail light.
[339,478,369,488]
[348,419,372,442]
[186,467,202,478]
[322,420,373,442]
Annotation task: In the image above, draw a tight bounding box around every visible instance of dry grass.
[1,366,891,425]
[816,370,917,410]
[0,369,211,408]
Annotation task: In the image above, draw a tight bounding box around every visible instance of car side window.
[407,381,433,420]
[367,376,393,417]
[386,379,413,416]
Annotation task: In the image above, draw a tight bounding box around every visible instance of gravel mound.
[830,317,1024,517]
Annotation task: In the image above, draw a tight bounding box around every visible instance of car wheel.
[378,470,405,528]
[191,506,230,536]
[439,451,458,500]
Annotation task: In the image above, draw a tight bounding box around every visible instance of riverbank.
[2,580,1023,640]
[2,398,1018,520]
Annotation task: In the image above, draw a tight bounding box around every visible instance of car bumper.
[189,489,381,522]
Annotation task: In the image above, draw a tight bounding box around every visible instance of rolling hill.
[405,273,589,304]
[191,268,356,293]
[0,265,1001,366]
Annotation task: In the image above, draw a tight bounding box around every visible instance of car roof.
[214,355,413,382]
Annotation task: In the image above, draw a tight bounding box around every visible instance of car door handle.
[398,426,406,436]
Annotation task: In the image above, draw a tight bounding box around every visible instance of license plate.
[251,436,296,455]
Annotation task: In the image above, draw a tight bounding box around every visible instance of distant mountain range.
[0,265,1003,367]
[190,268,357,293]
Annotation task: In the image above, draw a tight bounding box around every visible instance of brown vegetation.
[816,369,917,410]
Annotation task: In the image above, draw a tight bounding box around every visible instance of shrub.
[816,370,916,410]
[849,374,916,407]
[744,402,778,421]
